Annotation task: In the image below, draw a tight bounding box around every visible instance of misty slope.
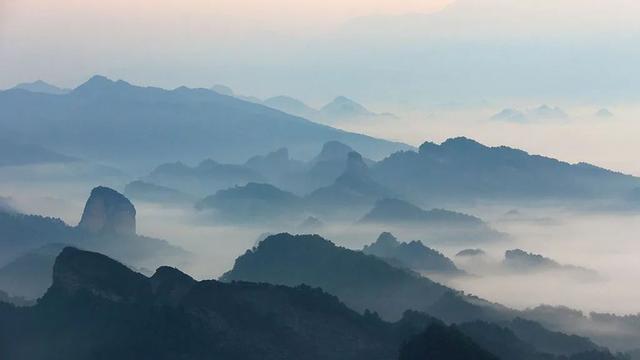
[0,76,410,172]
[371,137,640,203]
[362,232,462,274]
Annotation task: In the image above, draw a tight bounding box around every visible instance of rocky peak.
[78,186,136,236]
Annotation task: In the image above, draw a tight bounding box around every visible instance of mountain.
[0,139,76,167]
[371,137,640,204]
[124,180,194,205]
[399,322,499,360]
[0,246,453,360]
[79,186,137,236]
[244,147,307,191]
[503,249,597,278]
[319,96,375,120]
[491,108,527,122]
[359,198,501,243]
[363,232,462,274]
[222,233,451,320]
[210,84,234,96]
[221,234,623,357]
[144,159,265,197]
[0,186,188,295]
[12,80,69,95]
[306,151,392,215]
[196,183,304,224]
[0,75,410,172]
[263,95,319,120]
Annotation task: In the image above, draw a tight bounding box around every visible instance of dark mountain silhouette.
[0,247,438,360]
[306,152,392,215]
[399,322,499,360]
[222,233,452,320]
[363,232,462,274]
[196,183,304,224]
[0,139,76,167]
[124,180,194,204]
[505,317,599,356]
[457,321,619,360]
[371,137,640,203]
[0,247,621,360]
[0,187,188,298]
[0,76,409,171]
[11,80,69,95]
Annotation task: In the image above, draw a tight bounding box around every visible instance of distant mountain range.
[491,105,569,122]
[0,76,410,172]
[210,83,398,124]
[11,80,70,95]
[370,137,640,203]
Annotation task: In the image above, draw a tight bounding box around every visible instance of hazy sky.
[2,0,639,101]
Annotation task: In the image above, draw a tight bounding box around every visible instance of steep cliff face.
[78,186,136,236]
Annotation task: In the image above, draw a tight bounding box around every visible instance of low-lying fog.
[3,176,639,317]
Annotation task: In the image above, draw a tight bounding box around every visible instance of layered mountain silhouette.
[0,76,409,171]
[0,246,476,360]
[371,137,640,203]
[363,232,462,274]
[0,246,621,360]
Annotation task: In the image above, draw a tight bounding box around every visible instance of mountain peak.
[315,141,354,163]
[78,186,136,236]
[13,80,69,95]
[320,96,372,119]
[73,75,130,95]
